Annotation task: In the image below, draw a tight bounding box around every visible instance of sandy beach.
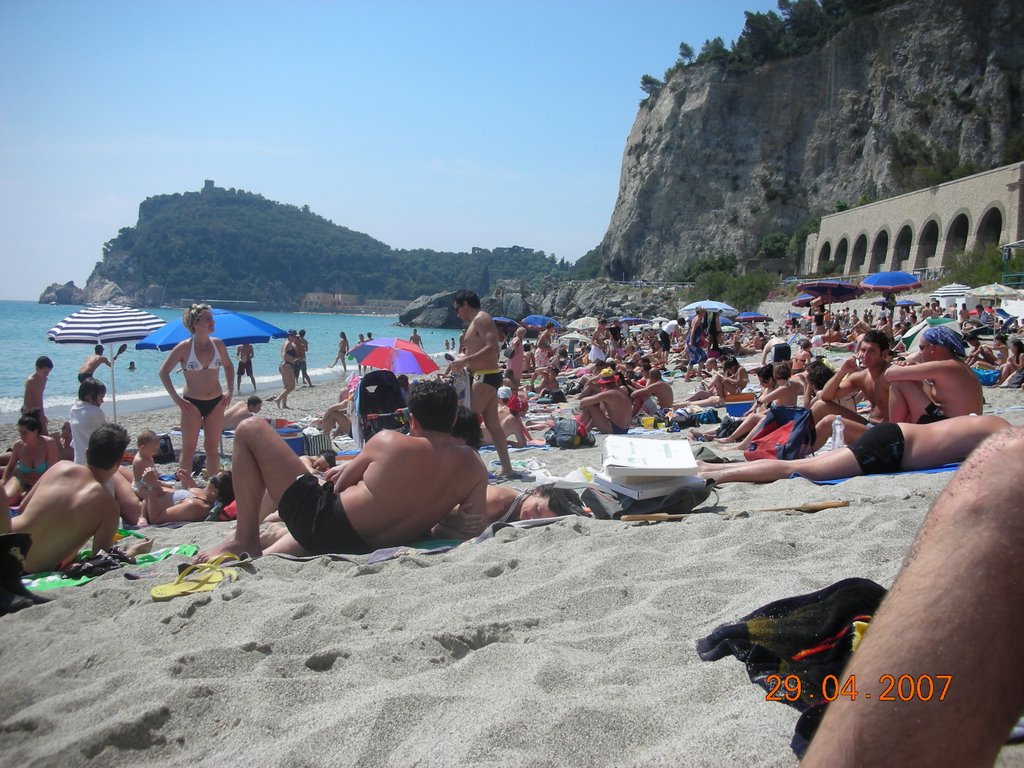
[2,355,1024,766]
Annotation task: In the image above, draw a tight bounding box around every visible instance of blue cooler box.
[724,397,755,417]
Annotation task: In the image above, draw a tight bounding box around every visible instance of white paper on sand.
[592,471,705,500]
[601,435,697,482]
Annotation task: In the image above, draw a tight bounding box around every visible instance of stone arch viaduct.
[804,162,1023,277]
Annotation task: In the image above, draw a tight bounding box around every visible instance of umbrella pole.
[111,358,118,422]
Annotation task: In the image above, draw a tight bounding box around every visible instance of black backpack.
[154,433,175,464]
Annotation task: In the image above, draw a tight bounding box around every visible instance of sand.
[2,360,1024,767]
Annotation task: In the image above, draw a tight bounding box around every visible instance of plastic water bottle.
[831,415,845,450]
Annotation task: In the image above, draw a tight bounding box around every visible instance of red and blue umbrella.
[735,311,772,323]
[348,337,438,375]
[860,271,922,292]
[795,280,864,303]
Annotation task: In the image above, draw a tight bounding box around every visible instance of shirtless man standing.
[77,345,111,383]
[448,289,515,478]
[409,326,423,348]
[2,424,129,572]
[236,343,256,392]
[196,380,487,560]
[579,369,633,434]
[810,330,892,447]
[23,356,53,436]
[885,325,983,423]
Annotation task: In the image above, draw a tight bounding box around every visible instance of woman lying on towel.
[142,470,234,524]
[698,414,1009,485]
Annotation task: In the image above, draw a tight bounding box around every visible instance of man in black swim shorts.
[195,379,488,562]
[696,415,1009,485]
[847,423,905,475]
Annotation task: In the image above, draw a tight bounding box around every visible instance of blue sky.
[0,0,778,301]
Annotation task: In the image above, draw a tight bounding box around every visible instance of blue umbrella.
[785,311,804,319]
[491,316,520,328]
[795,280,864,303]
[736,311,772,323]
[619,316,646,325]
[860,271,922,292]
[520,314,562,329]
[135,308,289,351]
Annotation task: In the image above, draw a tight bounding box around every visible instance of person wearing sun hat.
[578,367,632,435]
[885,325,983,423]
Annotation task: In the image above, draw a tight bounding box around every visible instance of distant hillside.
[44,183,570,307]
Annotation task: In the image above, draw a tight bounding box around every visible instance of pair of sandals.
[61,547,136,580]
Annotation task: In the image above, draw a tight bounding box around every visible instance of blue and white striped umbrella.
[47,304,166,421]
[47,304,166,345]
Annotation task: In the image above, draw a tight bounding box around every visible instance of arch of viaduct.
[804,162,1023,277]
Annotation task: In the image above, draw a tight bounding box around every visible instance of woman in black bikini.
[272,330,299,409]
[159,304,234,487]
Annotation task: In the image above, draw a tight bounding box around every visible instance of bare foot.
[193,535,262,564]
[259,522,288,549]
[125,536,154,557]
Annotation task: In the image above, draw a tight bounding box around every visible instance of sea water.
[0,300,460,424]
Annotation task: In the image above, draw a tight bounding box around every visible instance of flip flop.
[151,561,239,601]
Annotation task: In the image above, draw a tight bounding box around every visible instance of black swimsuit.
[849,423,905,475]
[277,474,373,555]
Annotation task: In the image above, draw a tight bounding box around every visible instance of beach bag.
[303,429,332,455]
[544,417,594,449]
[716,415,741,439]
[154,433,175,464]
[971,367,1000,386]
[696,408,720,425]
[744,406,816,462]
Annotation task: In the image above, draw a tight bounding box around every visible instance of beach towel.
[794,462,960,485]
[697,577,886,757]
[24,544,200,591]
[698,578,1024,756]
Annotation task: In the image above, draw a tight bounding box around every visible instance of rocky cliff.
[597,0,1024,279]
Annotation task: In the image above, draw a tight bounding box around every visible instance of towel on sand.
[697,577,886,756]
[698,577,1024,756]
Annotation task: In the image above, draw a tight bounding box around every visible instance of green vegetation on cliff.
[94,185,570,306]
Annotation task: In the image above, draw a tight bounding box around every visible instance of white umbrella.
[558,331,592,344]
[567,316,599,331]
[48,304,166,420]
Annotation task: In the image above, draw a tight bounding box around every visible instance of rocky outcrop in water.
[39,281,87,306]
[399,280,685,328]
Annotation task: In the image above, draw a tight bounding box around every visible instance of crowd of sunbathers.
[2,290,1021,573]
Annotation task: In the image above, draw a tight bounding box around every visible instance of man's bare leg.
[697,447,861,484]
[581,404,614,434]
[888,380,930,423]
[194,418,308,562]
[803,428,1024,767]
[474,383,513,475]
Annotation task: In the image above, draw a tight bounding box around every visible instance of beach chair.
[352,370,409,448]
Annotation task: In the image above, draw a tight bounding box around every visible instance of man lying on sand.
[1,424,130,573]
[698,415,1008,485]
[196,380,487,561]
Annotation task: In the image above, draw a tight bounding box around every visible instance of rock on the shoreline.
[38,281,86,305]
